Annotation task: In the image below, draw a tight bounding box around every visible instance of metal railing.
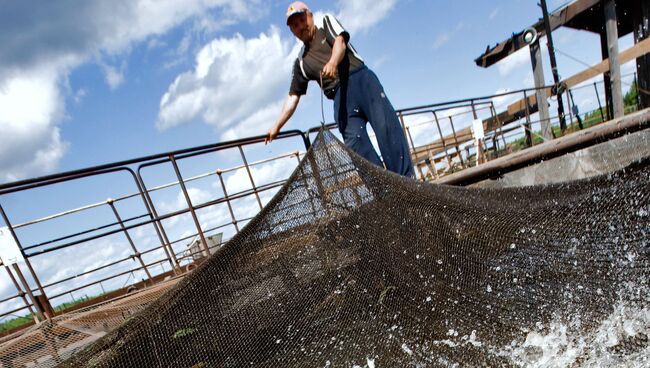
[0,72,640,334]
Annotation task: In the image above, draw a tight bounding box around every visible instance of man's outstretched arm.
[265,94,301,144]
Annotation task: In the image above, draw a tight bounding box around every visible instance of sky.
[0,0,640,318]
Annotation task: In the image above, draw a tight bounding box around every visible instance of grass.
[0,294,101,333]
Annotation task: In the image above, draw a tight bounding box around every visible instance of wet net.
[60,131,649,367]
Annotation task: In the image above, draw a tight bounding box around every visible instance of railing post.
[0,204,50,320]
[238,146,263,210]
[448,116,466,168]
[106,199,153,283]
[523,90,533,146]
[432,111,452,170]
[470,100,486,164]
[3,262,38,322]
[169,155,210,257]
[216,170,241,233]
[490,102,508,154]
[566,89,574,129]
[135,170,181,274]
[399,112,416,155]
[594,82,606,123]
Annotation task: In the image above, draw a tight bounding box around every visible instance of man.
[265,1,414,178]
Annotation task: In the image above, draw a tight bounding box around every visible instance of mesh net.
[0,278,180,368]
[58,131,649,367]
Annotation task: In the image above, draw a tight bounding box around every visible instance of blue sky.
[0,0,639,316]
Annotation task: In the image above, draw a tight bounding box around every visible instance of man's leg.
[359,68,415,178]
[341,116,383,167]
[334,87,383,167]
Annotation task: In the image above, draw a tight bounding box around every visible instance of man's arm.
[265,94,301,144]
[322,35,347,79]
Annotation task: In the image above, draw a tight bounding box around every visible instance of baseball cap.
[286,1,310,25]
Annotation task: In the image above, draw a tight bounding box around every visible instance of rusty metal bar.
[431,111,452,169]
[11,263,45,321]
[594,82,606,123]
[217,171,241,233]
[523,90,533,147]
[0,204,50,320]
[238,146,263,210]
[448,116,466,168]
[106,199,152,282]
[2,263,37,321]
[169,155,210,257]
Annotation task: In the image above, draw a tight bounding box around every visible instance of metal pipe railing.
[0,81,638,326]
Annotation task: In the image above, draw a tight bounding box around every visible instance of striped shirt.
[289,14,364,99]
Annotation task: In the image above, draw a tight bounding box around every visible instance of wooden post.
[529,38,553,140]
[633,0,650,109]
[604,0,624,118]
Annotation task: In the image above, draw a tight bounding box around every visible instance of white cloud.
[489,8,499,20]
[99,60,127,90]
[157,27,299,137]
[492,88,522,110]
[433,33,451,50]
[497,46,531,76]
[0,65,70,182]
[432,22,464,50]
[0,0,260,183]
[336,0,398,34]
[222,158,297,195]
[156,0,399,141]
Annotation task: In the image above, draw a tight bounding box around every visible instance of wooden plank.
[500,37,650,120]
[435,108,650,186]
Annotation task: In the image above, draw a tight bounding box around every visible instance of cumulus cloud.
[337,0,398,34]
[496,46,531,76]
[0,65,69,182]
[0,0,260,183]
[432,22,465,50]
[157,1,399,141]
[157,27,300,138]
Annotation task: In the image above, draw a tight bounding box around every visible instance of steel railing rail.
[0,81,636,328]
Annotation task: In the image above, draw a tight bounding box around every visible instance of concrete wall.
[473,129,650,188]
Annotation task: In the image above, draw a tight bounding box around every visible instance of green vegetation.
[0,294,100,333]
[0,315,34,333]
[504,81,639,154]
[172,327,197,339]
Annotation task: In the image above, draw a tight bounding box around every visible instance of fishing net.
[60,130,649,367]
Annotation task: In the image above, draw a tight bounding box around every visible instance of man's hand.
[322,61,338,79]
[265,125,280,145]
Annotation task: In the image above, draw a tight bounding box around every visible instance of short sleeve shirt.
[289,14,365,99]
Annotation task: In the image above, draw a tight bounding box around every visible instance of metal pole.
[169,155,210,257]
[12,263,45,321]
[135,174,181,273]
[448,116,466,168]
[594,82,606,123]
[238,146,263,210]
[566,89,574,129]
[106,199,153,282]
[523,90,533,147]
[3,263,38,321]
[540,0,567,132]
[399,113,416,155]
[217,171,241,233]
[490,102,508,151]
[432,111,452,169]
[0,204,50,320]
[470,100,486,164]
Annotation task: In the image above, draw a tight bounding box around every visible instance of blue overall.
[333,66,415,178]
